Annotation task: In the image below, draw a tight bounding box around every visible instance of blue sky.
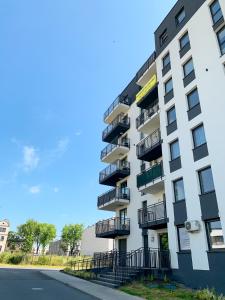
[0,0,176,237]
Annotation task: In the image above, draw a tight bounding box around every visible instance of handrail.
[95,217,130,235]
[138,200,167,225]
[136,129,161,158]
[136,101,159,129]
[101,138,130,160]
[102,113,130,140]
[104,96,130,121]
[136,51,156,81]
[98,187,130,207]
[99,160,130,182]
[137,161,164,189]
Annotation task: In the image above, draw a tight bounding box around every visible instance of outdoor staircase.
[92,266,142,288]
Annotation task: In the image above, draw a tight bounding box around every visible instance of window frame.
[167,106,176,125]
[210,0,223,25]
[160,29,168,47]
[206,218,225,251]
[175,8,186,26]
[198,166,215,195]
[217,26,225,56]
[177,225,191,252]
[192,124,207,148]
[173,178,185,202]
[179,32,190,50]
[170,139,180,161]
[163,52,170,68]
[187,88,200,110]
[183,58,194,77]
[164,77,173,94]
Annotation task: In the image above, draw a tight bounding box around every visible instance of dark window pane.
[163,53,170,67]
[207,219,225,250]
[174,178,185,202]
[199,167,215,194]
[165,78,173,94]
[187,88,199,109]
[170,140,180,160]
[180,32,189,49]
[176,8,186,26]
[217,26,225,55]
[167,107,176,125]
[192,125,206,148]
[210,0,223,24]
[178,226,190,251]
[183,59,194,77]
[160,30,168,46]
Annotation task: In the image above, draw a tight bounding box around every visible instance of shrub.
[34,256,51,265]
[7,255,24,265]
[0,252,12,263]
[195,288,225,300]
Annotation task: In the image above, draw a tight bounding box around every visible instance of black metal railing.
[98,187,130,207]
[136,101,159,129]
[95,217,130,236]
[70,247,171,283]
[99,160,130,183]
[136,51,156,81]
[101,138,130,160]
[137,162,164,189]
[136,129,161,158]
[138,201,167,226]
[104,96,130,121]
[102,114,130,141]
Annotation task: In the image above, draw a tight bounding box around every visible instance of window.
[0,236,4,241]
[167,106,176,125]
[180,32,190,49]
[160,29,168,46]
[174,178,185,202]
[163,53,170,68]
[177,226,190,251]
[210,0,223,25]
[198,167,215,194]
[217,26,225,55]
[192,124,206,148]
[0,227,6,233]
[176,8,186,26]
[165,78,173,94]
[206,219,225,250]
[183,58,194,77]
[170,140,180,161]
[187,88,199,109]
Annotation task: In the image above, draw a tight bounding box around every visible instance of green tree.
[61,224,84,256]
[6,231,24,252]
[17,219,37,253]
[39,223,56,253]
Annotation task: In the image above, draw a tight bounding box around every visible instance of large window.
[176,8,186,26]
[170,140,180,161]
[174,178,185,202]
[165,78,173,94]
[210,0,223,25]
[206,219,225,250]
[163,53,170,68]
[177,226,190,251]
[192,124,206,148]
[187,88,199,109]
[167,106,176,125]
[198,167,215,194]
[183,58,194,77]
[217,26,225,55]
[180,32,190,49]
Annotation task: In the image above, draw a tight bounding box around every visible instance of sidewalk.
[41,270,143,300]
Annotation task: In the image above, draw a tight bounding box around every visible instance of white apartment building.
[0,220,10,253]
[96,0,225,292]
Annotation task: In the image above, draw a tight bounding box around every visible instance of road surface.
[0,268,99,300]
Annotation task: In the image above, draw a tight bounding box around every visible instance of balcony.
[137,162,164,194]
[136,75,158,109]
[104,96,130,124]
[138,201,168,230]
[136,129,162,162]
[95,217,130,238]
[97,187,130,211]
[136,51,156,87]
[101,139,130,164]
[99,160,130,186]
[136,101,160,134]
[102,114,130,143]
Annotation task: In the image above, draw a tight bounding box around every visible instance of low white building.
[0,220,10,253]
[80,225,114,256]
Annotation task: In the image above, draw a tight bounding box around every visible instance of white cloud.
[56,138,69,154]
[23,146,40,172]
[29,185,41,194]
[75,130,82,136]
[53,187,59,193]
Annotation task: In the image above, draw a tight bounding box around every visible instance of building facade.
[0,220,10,253]
[48,239,80,256]
[80,225,114,257]
[96,0,225,292]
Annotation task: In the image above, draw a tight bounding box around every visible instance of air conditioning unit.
[185,220,201,233]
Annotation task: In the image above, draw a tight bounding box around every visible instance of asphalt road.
[0,269,99,300]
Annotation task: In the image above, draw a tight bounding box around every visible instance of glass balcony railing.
[137,162,163,189]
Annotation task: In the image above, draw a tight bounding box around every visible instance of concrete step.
[91,279,119,288]
[106,271,137,277]
[97,276,123,285]
[98,273,131,281]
